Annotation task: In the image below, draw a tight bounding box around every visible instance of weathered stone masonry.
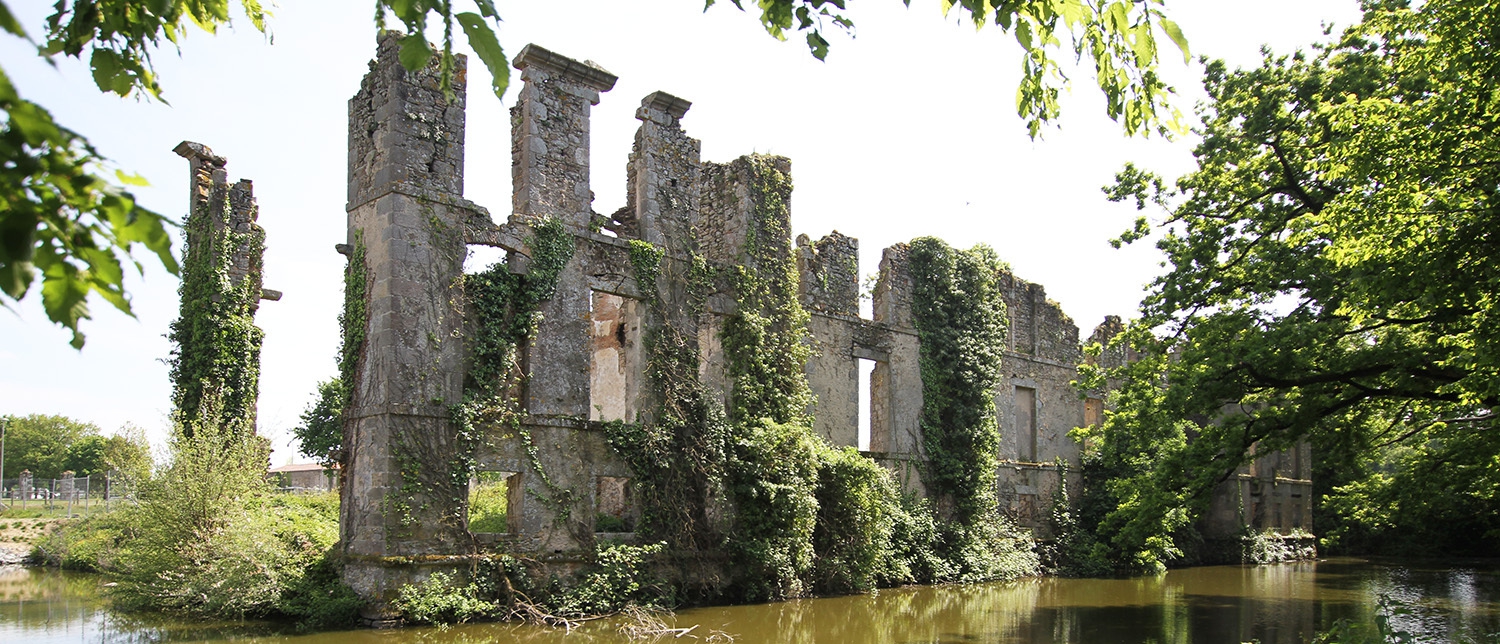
[336,37,1313,614]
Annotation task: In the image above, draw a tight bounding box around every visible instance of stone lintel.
[513,44,618,93]
[173,140,225,166]
[636,91,691,125]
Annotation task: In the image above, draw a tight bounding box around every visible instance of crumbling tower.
[170,141,279,432]
[339,35,481,617]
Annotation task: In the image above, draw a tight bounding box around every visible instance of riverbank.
[0,517,57,565]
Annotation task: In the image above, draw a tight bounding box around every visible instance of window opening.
[468,470,520,533]
[590,291,640,421]
[858,358,876,451]
[595,476,635,533]
[1015,386,1037,462]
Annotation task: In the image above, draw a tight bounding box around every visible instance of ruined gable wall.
[799,232,860,448]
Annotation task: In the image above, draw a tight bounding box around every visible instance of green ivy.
[337,232,367,410]
[166,184,265,433]
[906,236,1039,582]
[447,217,577,527]
[627,239,664,300]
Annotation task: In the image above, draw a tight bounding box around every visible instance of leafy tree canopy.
[1078,0,1500,569]
[2,413,100,479]
[293,378,343,467]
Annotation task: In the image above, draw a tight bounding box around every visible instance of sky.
[0,1,1364,463]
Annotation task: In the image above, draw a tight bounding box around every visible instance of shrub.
[554,542,668,617]
[811,445,897,594]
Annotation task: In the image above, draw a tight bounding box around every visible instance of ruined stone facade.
[336,38,1311,614]
[170,141,279,430]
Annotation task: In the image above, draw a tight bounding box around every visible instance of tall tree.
[1079,0,1500,569]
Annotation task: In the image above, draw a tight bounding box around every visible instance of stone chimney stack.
[510,45,618,230]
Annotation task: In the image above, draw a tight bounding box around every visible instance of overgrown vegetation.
[392,541,668,626]
[1067,0,1500,572]
[905,236,1040,582]
[607,158,1035,604]
[38,404,360,628]
[166,181,265,434]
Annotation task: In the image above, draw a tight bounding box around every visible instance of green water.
[3,558,1498,643]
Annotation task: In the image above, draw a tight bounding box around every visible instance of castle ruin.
[334,37,1314,618]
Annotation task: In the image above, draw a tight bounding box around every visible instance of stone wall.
[340,35,485,619]
[993,274,1084,536]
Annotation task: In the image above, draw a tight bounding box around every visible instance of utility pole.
[0,417,8,509]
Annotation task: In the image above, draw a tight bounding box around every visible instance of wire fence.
[0,473,137,516]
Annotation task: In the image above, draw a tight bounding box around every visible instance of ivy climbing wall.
[169,141,279,433]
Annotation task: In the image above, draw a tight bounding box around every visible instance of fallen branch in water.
[616,605,735,641]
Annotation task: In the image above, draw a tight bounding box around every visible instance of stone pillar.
[17,470,31,502]
[173,141,275,309]
[510,44,618,230]
[630,91,699,253]
[510,46,617,418]
[170,141,277,433]
[341,33,473,619]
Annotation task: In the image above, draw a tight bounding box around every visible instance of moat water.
[4,558,1498,644]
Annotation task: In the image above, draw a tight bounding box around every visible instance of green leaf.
[473,0,498,19]
[806,31,829,61]
[39,260,92,349]
[89,49,135,97]
[7,100,59,147]
[0,0,28,40]
[1158,18,1189,63]
[1130,21,1155,67]
[114,170,150,187]
[398,33,433,72]
[454,12,508,99]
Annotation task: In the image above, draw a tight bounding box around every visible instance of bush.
[395,571,504,625]
[40,403,360,628]
[811,445,897,594]
[726,418,820,601]
[554,542,668,617]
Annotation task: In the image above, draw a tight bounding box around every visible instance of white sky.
[0,1,1362,462]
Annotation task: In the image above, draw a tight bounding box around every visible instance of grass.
[468,473,509,533]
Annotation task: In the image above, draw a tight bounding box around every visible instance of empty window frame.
[468,470,521,534]
[1015,386,1037,462]
[858,358,875,451]
[595,476,635,533]
[590,291,641,422]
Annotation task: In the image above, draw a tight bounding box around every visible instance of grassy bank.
[34,490,359,628]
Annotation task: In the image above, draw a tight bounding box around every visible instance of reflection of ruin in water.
[5,559,1500,643]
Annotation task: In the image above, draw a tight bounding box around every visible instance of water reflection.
[2,558,1498,644]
